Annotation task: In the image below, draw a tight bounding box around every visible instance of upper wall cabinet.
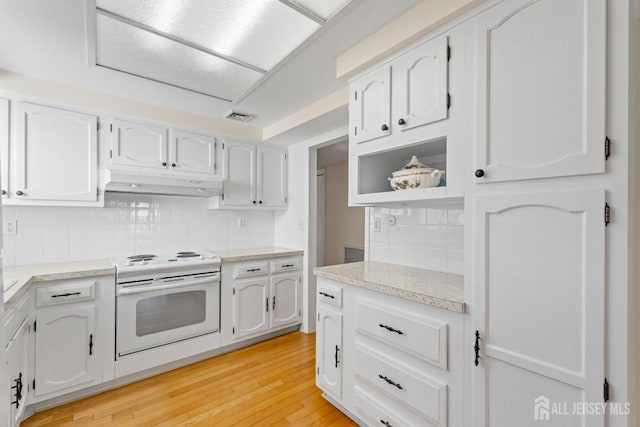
[211,141,288,210]
[474,0,606,183]
[0,98,9,199]
[350,35,449,146]
[351,66,391,144]
[15,102,99,204]
[110,120,167,171]
[109,120,219,179]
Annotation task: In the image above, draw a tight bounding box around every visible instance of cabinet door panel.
[473,190,604,426]
[111,120,167,170]
[0,98,9,199]
[316,306,342,399]
[351,66,391,144]
[475,0,606,182]
[270,274,299,328]
[223,141,256,206]
[17,103,97,201]
[257,147,287,207]
[35,306,97,397]
[170,130,216,176]
[396,35,449,131]
[234,278,269,339]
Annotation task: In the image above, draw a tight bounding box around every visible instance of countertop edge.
[217,249,304,263]
[314,267,465,314]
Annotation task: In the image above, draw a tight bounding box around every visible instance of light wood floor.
[22,332,356,427]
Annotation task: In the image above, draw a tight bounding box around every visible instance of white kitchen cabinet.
[270,273,300,329]
[316,305,343,399]
[15,102,98,203]
[474,0,606,183]
[257,146,288,208]
[213,141,288,209]
[0,98,9,199]
[472,190,605,426]
[225,256,302,345]
[221,140,256,207]
[394,35,449,132]
[6,319,28,427]
[34,305,98,398]
[233,278,269,339]
[110,119,168,171]
[170,129,218,177]
[350,66,391,144]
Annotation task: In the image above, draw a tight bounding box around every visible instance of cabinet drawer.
[354,385,435,427]
[233,262,269,278]
[270,257,300,273]
[356,299,447,369]
[4,291,30,345]
[36,280,96,307]
[355,345,447,425]
[317,283,343,308]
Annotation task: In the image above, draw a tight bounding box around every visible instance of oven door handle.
[116,275,219,296]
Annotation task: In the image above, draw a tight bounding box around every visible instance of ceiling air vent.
[224,110,254,122]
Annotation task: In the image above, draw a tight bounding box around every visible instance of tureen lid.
[390,156,444,177]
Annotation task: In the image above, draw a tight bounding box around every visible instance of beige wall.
[324,161,364,266]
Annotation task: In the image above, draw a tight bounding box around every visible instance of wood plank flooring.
[22,332,356,427]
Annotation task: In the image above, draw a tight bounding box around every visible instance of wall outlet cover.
[3,220,17,235]
[373,217,381,232]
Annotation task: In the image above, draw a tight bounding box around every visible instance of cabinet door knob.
[16,191,24,196]
[1,190,6,195]
[253,200,257,204]
[381,124,389,131]
[162,162,167,166]
[171,163,176,167]
[397,118,406,125]
[475,169,485,178]
[259,201,263,204]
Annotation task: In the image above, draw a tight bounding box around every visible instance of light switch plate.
[373,217,381,232]
[237,217,245,229]
[4,220,17,235]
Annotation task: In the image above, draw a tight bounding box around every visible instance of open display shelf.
[355,137,449,204]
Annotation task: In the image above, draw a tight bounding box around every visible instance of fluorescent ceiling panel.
[96,14,263,100]
[96,0,320,71]
[289,0,352,20]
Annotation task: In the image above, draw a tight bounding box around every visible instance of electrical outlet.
[4,220,17,235]
[237,217,245,229]
[373,217,381,232]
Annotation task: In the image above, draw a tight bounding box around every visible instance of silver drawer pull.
[378,374,403,390]
[51,292,81,298]
[319,291,335,299]
[379,324,403,335]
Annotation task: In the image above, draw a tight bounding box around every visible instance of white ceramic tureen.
[388,156,444,191]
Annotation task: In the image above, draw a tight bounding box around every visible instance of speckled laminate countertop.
[4,259,115,305]
[314,261,465,313]
[209,247,303,263]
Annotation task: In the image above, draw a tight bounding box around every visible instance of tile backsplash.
[2,193,275,266]
[368,201,464,275]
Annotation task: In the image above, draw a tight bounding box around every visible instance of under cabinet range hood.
[104,170,222,197]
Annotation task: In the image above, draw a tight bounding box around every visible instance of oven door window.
[136,290,206,336]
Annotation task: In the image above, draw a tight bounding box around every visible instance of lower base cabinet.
[316,277,464,427]
[6,319,29,427]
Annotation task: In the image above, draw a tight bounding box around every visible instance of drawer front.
[4,291,30,345]
[356,299,448,369]
[317,283,343,308]
[355,345,447,425]
[355,385,436,427]
[36,280,96,307]
[270,257,301,273]
[233,261,269,279]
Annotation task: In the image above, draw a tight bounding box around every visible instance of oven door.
[116,273,220,358]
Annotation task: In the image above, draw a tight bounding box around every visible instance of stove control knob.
[199,255,204,260]
[126,261,133,267]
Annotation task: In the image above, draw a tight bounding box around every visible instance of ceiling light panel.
[288,0,352,20]
[96,13,263,101]
[97,0,320,71]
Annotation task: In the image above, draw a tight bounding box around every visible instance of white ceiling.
[0,0,420,128]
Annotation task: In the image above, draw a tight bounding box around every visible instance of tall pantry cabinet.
[468,0,632,426]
